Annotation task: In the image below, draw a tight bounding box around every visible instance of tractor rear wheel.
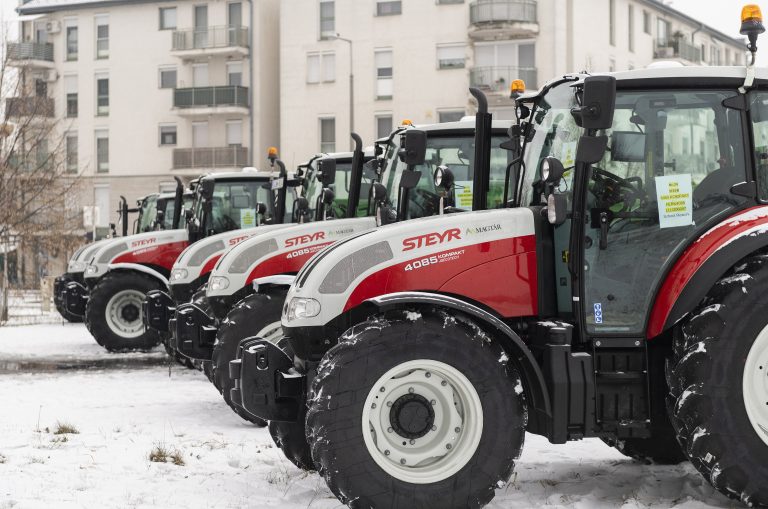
[667,254,768,506]
[306,309,525,509]
[85,272,163,352]
[211,288,286,426]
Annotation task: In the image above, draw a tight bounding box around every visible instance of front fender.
[364,291,552,438]
[107,263,170,290]
[253,274,296,291]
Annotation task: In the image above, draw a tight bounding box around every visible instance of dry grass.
[53,422,79,435]
[0,453,7,464]
[149,444,185,466]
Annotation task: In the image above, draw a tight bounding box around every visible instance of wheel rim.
[255,321,282,344]
[105,289,146,339]
[743,323,768,447]
[361,359,483,484]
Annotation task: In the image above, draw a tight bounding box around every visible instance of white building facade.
[279,0,746,165]
[11,0,280,233]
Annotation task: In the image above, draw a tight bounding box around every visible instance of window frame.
[95,129,109,173]
[95,14,109,59]
[159,124,177,146]
[65,133,78,173]
[158,67,177,89]
[319,116,336,153]
[159,7,177,30]
[95,74,109,116]
[376,1,402,16]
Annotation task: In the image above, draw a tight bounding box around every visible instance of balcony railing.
[470,0,537,25]
[172,25,249,51]
[654,38,702,62]
[173,147,249,169]
[173,86,249,109]
[470,66,537,93]
[7,42,54,62]
[5,97,55,118]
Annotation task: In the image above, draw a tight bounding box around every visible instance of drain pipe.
[692,23,703,62]
[248,0,255,167]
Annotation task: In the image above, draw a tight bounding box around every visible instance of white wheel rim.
[361,359,483,484]
[743,323,768,446]
[256,321,282,344]
[105,289,146,339]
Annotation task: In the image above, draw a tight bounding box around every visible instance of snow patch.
[514,380,524,395]
[405,310,422,322]
[499,352,509,364]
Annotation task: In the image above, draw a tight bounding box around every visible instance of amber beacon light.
[741,4,765,62]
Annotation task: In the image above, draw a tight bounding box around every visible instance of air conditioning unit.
[44,70,58,82]
[46,21,61,34]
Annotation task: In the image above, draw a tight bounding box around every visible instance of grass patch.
[50,436,68,444]
[53,422,79,435]
[149,444,185,466]
[0,453,6,464]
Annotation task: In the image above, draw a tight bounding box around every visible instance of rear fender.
[364,291,552,437]
[107,263,170,290]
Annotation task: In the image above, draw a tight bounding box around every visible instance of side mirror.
[540,157,565,184]
[433,166,454,190]
[295,197,309,212]
[571,76,616,130]
[256,202,267,215]
[200,178,215,198]
[318,157,337,186]
[398,129,427,166]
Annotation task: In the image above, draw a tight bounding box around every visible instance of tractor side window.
[139,197,158,233]
[207,181,276,234]
[583,90,747,335]
[750,92,768,200]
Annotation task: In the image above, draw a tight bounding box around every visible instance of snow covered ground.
[0,324,736,509]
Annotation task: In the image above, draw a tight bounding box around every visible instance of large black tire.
[602,343,687,465]
[54,275,83,323]
[85,272,163,352]
[211,288,286,426]
[268,337,314,471]
[306,309,526,509]
[667,254,768,506]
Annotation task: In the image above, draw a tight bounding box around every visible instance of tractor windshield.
[302,159,362,218]
[194,179,276,235]
[380,133,513,219]
[137,195,159,233]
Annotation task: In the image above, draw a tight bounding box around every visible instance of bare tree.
[0,27,82,307]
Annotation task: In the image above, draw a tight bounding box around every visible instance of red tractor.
[231,10,768,508]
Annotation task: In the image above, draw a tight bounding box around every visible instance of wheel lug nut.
[430,399,436,406]
[400,458,406,464]
[446,444,452,450]
[387,401,393,407]
[425,372,431,378]
[431,425,437,431]
[408,387,414,394]
[409,439,415,445]
[387,427,393,433]
[385,450,390,456]
[441,381,447,386]
[371,403,377,409]
[455,427,461,433]
[379,387,385,392]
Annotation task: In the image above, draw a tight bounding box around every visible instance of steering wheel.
[590,167,646,212]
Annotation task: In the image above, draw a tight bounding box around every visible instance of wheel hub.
[361,360,483,485]
[390,393,435,440]
[120,303,140,323]
[105,289,146,339]
[744,323,768,447]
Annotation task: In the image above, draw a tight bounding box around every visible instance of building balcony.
[171,26,249,58]
[468,0,538,40]
[7,42,55,69]
[470,66,537,94]
[173,146,249,170]
[653,38,702,63]
[5,97,55,118]
[173,86,249,116]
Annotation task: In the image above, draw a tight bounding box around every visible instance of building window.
[95,15,109,59]
[375,49,393,99]
[159,7,177,30]
[437,0,464,4]
[643,10,651,34]
[227,61,243,86]
[65,19,78,61]
[159,125,177,146]
[64,75,78,118]
[628,5,634,52]
[320,117,335,153]
[66,134,78,173]
[320,1,335,39]
[96,130,109,172]
[376,114,393,139]
[438,110,465,123]
[192,121,208,147]
[159,67,177,89]
[437,44,466,69]
[376,1,402,16]
[473,41,536,92]
[608,0,615,46]
[226,120,243,146]
[657,18,670,44]
[96,74,109,116]
[307,52,335,83]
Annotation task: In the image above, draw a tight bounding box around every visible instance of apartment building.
[10,0,280,234]
[279,0,746,164]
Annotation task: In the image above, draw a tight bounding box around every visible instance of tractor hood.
[84,229,189,280]
[168,224,291,288]
[282,208,539,328]
[206,217,377,299]
[67,239,110,274]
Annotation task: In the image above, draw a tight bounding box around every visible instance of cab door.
[578,89,748,337]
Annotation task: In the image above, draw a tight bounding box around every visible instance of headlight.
[171,268,189,281]
[86,265,98,274]
[209,276,230,291]
[286,297,321,321]
[69,261,86,272]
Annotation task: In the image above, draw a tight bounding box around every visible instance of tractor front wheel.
[667,254,768,505]
[85,272,162,352]
[306,309,525,509]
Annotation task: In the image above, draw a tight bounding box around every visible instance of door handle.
[599,211,608,250]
